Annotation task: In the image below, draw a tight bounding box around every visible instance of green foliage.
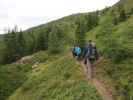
[28,31,38,53]
[91,11,133,100]
[102,7,110,14]
[96,15,132,63]
[8,56,102,100]
[111,4,131,25]
[75,12,99,47]
[96,15,114,55]
[87,12,99,28]
[0,42,8,64]
[0,64,32,100]
[16,30,26,57]
[0,51,50,100]
[0,1,132,100]
[130,8,133,14]
[111,10,119,25]
[36,32,48,51]
[48,25,65,53]
[118,0,133,12]
[3,27,27,63]
[101,39,129,63]
[75,17,86,47]
[31,51,49,63]
[4,29,18,62]
[118,5,127,22]
[0,11,99,64]
[96,59,133,100]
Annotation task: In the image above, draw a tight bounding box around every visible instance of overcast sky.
[0,0,119,34]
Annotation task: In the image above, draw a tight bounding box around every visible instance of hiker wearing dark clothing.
[84,40,99,64]
[84,40,93,64]
[83,40,99,79]
[82,43,90,58]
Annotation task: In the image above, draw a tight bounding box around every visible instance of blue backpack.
[74,47,81,56]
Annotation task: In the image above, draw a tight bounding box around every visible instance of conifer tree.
[16,30,26,57]
[29,31,37,53]
[36,32,46,50]
[4,29,18,62]
[75,18,86,48]
[119,8,127,22]
[118,5,127,22]
[48,25,63,53]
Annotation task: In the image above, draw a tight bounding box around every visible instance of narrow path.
[79,60,114,100]
[92,78,114,100]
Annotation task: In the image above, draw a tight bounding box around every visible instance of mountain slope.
[117,0,133,11]
[0,0,132,100]
[86,10,133,100]
[0,51,60,100]
[8,54,102,100]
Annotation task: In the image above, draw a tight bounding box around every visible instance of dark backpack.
[85,45,93,58]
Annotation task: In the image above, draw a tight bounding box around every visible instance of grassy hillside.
[0,10,99,64]
[0,63,32,100]
[0,0,132,100]
[0,51,66,100]
[86,10,133,100]
[117,0,133,12]
[8,54,102,100]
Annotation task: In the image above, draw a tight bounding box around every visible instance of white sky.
[0,0,119,34]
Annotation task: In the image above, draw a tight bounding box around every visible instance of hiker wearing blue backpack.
[72,45,81,59]
[72,45,76,57]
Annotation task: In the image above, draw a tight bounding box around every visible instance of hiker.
[84,40,99,64]
[83,40,99,79]
[72,45,81,60]
[84,40,93,64]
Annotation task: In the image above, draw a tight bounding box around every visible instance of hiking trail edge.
[79,60,114,100]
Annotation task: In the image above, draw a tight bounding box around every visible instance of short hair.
[88,40,92,42]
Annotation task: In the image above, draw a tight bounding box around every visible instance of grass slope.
[8,54,102,100]
[118,0,133,12]
[86,14,133,100]
[0,51,65,100]
[0,0,132,100]
[0,64,32,100]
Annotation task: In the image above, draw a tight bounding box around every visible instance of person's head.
[88,40,92,43]
[87,40,92,46]
[74,44,78,47]
[76,45,79,47]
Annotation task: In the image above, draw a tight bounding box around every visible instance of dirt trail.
[92,78,114,100]
[79,60,114,100]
